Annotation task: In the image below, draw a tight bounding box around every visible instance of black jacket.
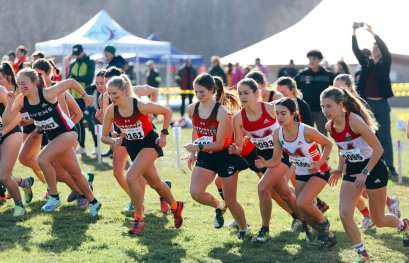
[107,55,126,69]
[297,98,313,127]
[352,34,393,98]
[294,67,334,112]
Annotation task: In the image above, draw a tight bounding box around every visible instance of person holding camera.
[68,44,96,155]
[352,23,397,177]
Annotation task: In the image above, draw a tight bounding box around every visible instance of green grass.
[1,109,409,262]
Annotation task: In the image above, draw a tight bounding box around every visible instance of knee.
[257,182,270,198]
[19,154,31,166]
[339,209,354,222]
[113,169,124,180]
[37,155,49,168]
[296,198,310,212]
[190,188,203,202]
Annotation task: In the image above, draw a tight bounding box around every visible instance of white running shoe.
[389,196,401,219]
[41,196,61,212]
[76,146,86,155]
[358,217,373,230]
[291,219,304,233]
[89,201,102,217]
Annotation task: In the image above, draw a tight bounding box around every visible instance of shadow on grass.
[0,206,33,252]
[37,205,98,253]
[123,213,186,262]
[208,229,344,262]
[365,230,409,261]
[80,154,112,171]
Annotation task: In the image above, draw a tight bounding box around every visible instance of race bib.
[193,136,213,145]
[289,156,312,168]
[251,134,274,150]
[21,112,31,121]
[122,126,144,140]
[34,117,59,130]
[339,148,364,162]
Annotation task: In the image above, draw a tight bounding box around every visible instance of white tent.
[35,10,172,84]
[222,0,409,65]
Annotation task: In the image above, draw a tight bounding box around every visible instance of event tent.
[35,10,170,57]
[221,0,409,66]
[35,10,172,84]
[139,34,204,65]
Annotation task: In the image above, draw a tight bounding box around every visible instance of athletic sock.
[217,188,224,200]
[359,207,370,218]
[134,214,143,220]
[19,178,29,189]
[15,199,25,208]
[50,194,60,200]
[353,243,366,252]
[170,201,177,210]
[291,213,298,220]
[399,220,405,228]
[386,196,393,207]
[217,200,225,210]
[89,198,98,205]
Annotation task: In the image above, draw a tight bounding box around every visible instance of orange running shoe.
[171,201,184,229]
[129,219,145,234]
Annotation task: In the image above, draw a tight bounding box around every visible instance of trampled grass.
[0,109,408,262]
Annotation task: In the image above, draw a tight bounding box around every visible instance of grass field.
[1,109,409,263]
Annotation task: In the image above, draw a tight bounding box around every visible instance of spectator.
[335,60,350,75]
[295,49,334,136]
[231,62,244,89]
[8,51,16,63]
[124,61,136,85]
[145,60,161,88]
[176,59,197,116]
[208,56,226,84]
[254,57,269,77]
[104,44,125,69]
[68,44,96,154]
[31,51,45,62]
[352,23,397,176]
[13,45,28,73]
[277,59,298,78]
[225,63,233,87]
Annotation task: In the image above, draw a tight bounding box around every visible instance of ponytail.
[321,87,378,131]
[48,59,60,75]
[214,76,240,113]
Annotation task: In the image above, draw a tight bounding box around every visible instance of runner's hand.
[255,156,266,169]
[328,170,342,187]
[350,173,368,189]
[187,153,197,171]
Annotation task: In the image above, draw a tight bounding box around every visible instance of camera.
[354,22,365,28]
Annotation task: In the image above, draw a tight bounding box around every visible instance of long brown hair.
[321,87,378,131]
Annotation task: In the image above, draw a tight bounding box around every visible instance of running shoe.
[237,228,250,240]
[398,218,409,232]
[76,197,89,209]
[13,205,27,217]
[160,197,168,213]
[354,250,371,262]
[291,219,304,233]
[41,196,61,212]
[129,219,145,234]
[253,226,270,243]
[86,172,94,191]
[317,220,337,248]
[389,196,401,219]
[76,146,86,155]
[171,201,184,229]
[89,201,102,217]
[227,220,239,230]
[316,198,329,213]
[214,208,224,229]
[67,191,79,202]
[304,225,317,242]
[22,177,34,204]
[358,217,373,230]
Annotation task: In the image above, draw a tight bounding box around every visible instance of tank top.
[113,98,153,141]
[241,102,279,151]
[279,123,329,175]
[23,88,75,137]
[330,112,373,163]
[192,102,231,151]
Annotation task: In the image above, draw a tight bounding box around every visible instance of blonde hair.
[106,74,135,97]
